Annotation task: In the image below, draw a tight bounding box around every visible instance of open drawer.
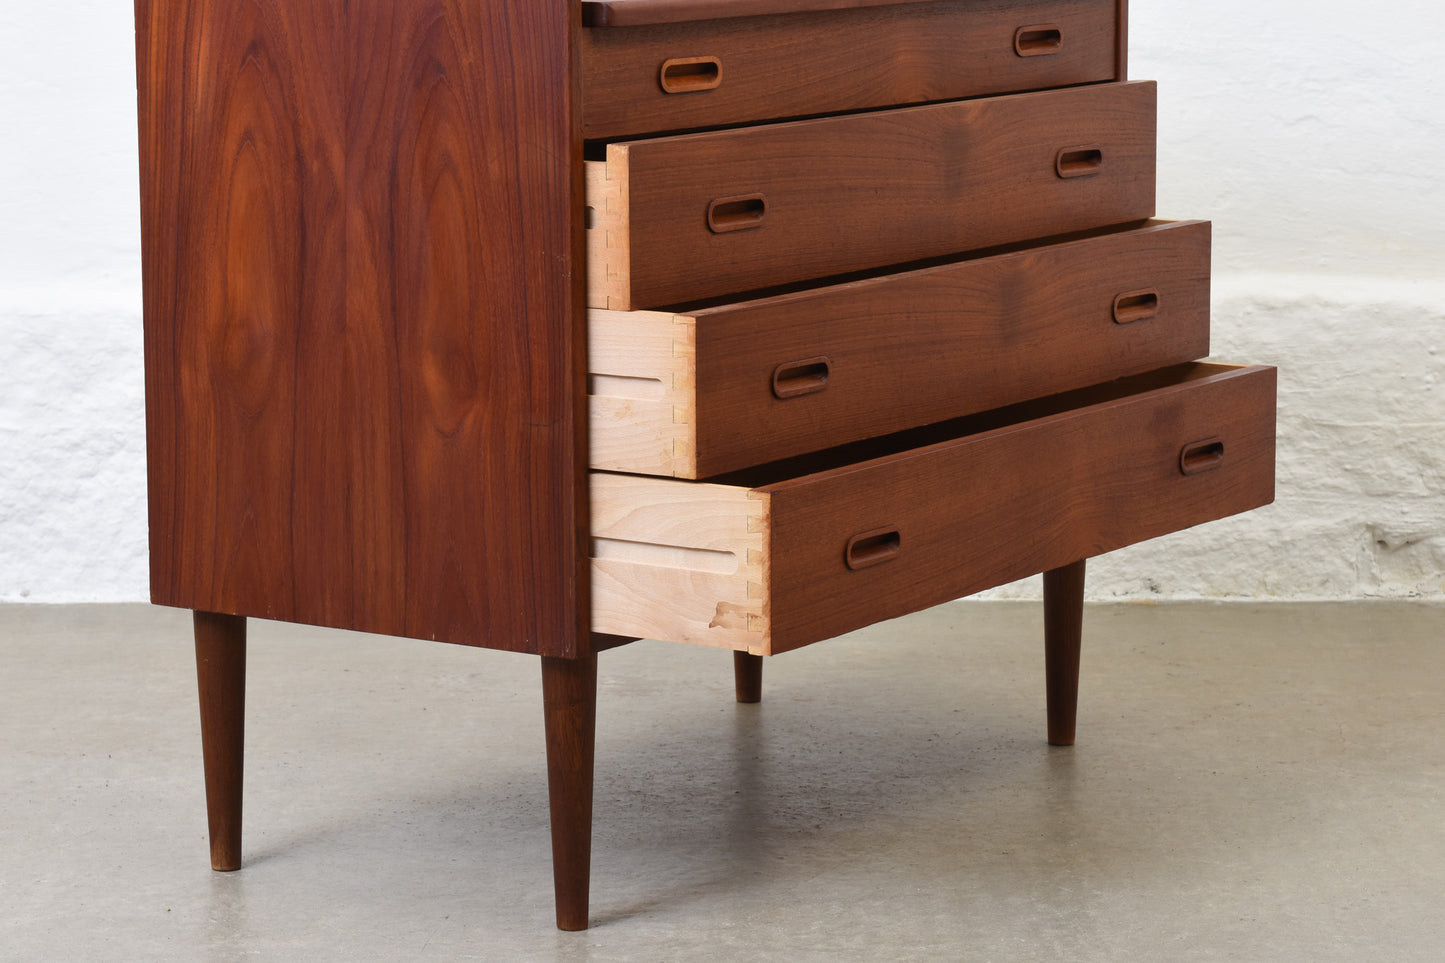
[590,363,1276,654]
[581,0,1121,139]
[587,80,1156,310]
[590,219,1212,478]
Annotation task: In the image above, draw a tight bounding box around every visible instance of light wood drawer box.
[590,363,1276,654]
[586,81,1156,310]
[589,218,1211,478]
[581,0,1121,140]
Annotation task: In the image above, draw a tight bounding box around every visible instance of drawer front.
[591,363,1276,653]
[587,81,1156,310]
[582,0,1120,140]
[590,219,1211,478]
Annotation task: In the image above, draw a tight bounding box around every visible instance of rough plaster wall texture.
[1,1,1443,602]
[1076,0,1445,600]
[1,2,148,602]
[985,275,1445,601]
[1139,0,1445,280]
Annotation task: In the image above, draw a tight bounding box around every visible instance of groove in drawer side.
[590,473,771,651]
[589,309,697,476]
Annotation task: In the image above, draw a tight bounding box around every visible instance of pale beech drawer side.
[591,474,771,652]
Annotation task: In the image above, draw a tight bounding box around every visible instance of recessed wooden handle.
[660,56,722,93]
[1015,24,1063,56]
[707,194,767,234]
[1113,289,1160,324]
[1056,146,1103,178]
[1179,437,1225,475]
[845,527,901,571]
[772,357,831,399]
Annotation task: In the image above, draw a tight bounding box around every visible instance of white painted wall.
[2,1,1442,603]
[1,1,147,601]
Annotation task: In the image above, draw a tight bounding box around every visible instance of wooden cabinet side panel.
[136,0,339,623]
[764,366,1276,651]
[135,0,581,653]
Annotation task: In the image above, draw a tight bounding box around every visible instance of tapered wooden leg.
[542,655,598,931]
[733,652,763,704]
[1043,559,1086,747]
[193,610,246,871]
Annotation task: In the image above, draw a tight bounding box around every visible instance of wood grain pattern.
[542,655,598,931]
[1116,0,1128,80]
[590,364,1275,653]
[135,0,583,655]
[734,652,764,703]
[582,0,1118,139]
[588,308,696,476]
[764,364,1275,650]
[587,81,1156,309]
[689,220,1209,476]
[590,473,770,651]
[589,219,1210,479]
[194,610,246,871]
[585,0,940,26]
[585,158,632,314]
[1043,559,1085,746]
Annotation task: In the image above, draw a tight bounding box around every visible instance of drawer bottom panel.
[590,363,1276,654]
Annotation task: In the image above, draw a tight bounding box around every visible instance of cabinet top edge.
[583,0,949,28]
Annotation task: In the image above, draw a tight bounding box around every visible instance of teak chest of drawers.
[134,0,1275,931]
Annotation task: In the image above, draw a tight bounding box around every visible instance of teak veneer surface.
[589,219,1211,478]
[761,366,1267,647]
[134,0,585,655]
[582,0,1118,138]
[584,0,942,27]
[588,81,1157,309]
[581,0,1115,27]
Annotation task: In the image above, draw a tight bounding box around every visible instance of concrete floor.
[2,601,1443,962]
